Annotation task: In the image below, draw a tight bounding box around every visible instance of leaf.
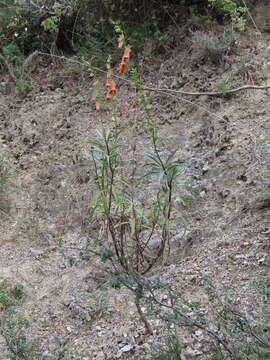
[110,277,122,289]
[97,281,108,291]
[142,169,161,179]
[90,191,102,213]
[144,152,163,167]
[175,195,189,207]
[165,147,179,166]
[129,217,136,235]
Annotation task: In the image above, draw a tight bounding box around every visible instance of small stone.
[257,253,267,264]
[219,255,226,262]
[66,325,73,332]
[199,190,206,198]
[202,164,209,174]
[148,275,159,282]
[254,241,262,248]
[120,344,133,352]
[240,242,249,248]
[148,237,161,249]
[195,330,203,337]
[235,254,245,259]
[29,248,44,256]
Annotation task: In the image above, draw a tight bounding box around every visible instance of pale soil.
[0,10,270,359]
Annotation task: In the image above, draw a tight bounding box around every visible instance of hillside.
[0,4,270,359]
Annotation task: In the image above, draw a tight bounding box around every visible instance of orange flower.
[108,79,116,95]
[123,47,131,61]
[105,70,117,101]
[105,91,113,102]
[119,61,127,74]
[119,48,131,74]
[105,77,112,89]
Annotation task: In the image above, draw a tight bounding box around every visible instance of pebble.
[120,344,133,352]
[235,254,245,259]
[219,255,226,262]
[29,248,44,256]
[147,275,159,282]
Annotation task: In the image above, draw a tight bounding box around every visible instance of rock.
[200,190,206,198]
[219,255,226,262]
[29,248,45,256]
[148,237,161,249]
[147,275,159,282]
[120,344,133,352]
[235,254,245,259]
[202,164,210,174]
[257,252,268,264]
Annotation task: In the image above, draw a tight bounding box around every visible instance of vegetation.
[1,0,269,359]
[82,28,270,358]
[87,48,188,333]
[0,152,9,194]
[138,277,270,359]
[150,332,182,360]
[0,281,37,359]
[0,1,251,67]
[192,30,238,64]
[0,152,10,212]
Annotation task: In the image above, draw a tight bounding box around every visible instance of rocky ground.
[0,7,270,359]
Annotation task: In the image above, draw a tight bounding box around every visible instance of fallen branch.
[143,84,270,96]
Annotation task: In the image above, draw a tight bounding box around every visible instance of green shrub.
[0,0,251,70]
[192,30,237,64]
[208,0,248,31]
[144,278,270,360]
[0,283,37,359]
[150,333,182,360]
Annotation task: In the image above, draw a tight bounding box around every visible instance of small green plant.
[0,43,36,92]
[41,16,59,34]
[208,0,248,31]
[0,153,10,193]
[141,277,270,360]
[217,75,234,92]
[2,327,36,360]
[0,282,37,359]
[235,57,249,69]
[255,276,270,304]
[15,79,32,92]
[188,7,217,29]
[263,48,270,61]
[0,152,10,212]
[150,332,182,360]
[10,284,25,302]
[193,30,237,64]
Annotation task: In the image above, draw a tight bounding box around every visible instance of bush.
[192,30,237,64]
[144,278,270,360]
[0,282,37,359]
[150,333,182,360]
[0,0,251,69]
